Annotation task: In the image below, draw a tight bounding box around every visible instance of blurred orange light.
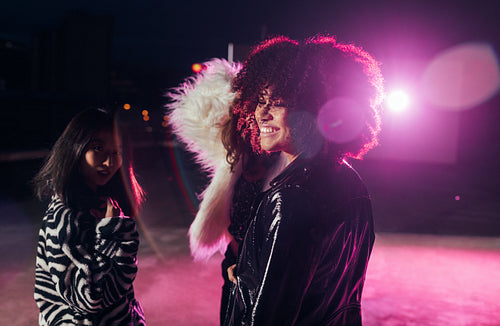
[191,63,203,73]
[123,103,131,110]
[161,121,168,128]
[142,110,149,116]
[163,115,169,121]
[143,115,150,122]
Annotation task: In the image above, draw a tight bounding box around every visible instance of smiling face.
[79,130,122,191]
[255,87,299,162]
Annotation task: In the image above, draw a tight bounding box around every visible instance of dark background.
[1,0,499,235]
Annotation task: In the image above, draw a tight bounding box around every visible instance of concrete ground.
[1,218,499,326]
[1,145,499,325]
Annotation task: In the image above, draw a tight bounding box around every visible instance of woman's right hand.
[105,197,125,218]
[227,264,237,284]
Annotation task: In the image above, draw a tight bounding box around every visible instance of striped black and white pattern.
[35,196,146,325]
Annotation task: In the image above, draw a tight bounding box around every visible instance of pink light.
[362,234,500,325]
[386,90,410,113]
[129,165,146,209]
[421,42,500,110]
[316,98,365,143]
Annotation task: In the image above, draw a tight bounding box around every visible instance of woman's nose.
[256,105,270,122]
[102,154,115,167]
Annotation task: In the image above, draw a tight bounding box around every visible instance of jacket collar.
[269,154,312,189]
[269,153,344,189]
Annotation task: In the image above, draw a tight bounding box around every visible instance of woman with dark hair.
[33,108,146,325]
[223,35,384,326]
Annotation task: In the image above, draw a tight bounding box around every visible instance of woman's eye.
[93,146,103,151]
[268,101,286,109]
[257,96,266,105]
[271,97,286,106]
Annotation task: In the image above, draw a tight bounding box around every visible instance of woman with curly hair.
[167,58,287,324]
[223,35,384,326]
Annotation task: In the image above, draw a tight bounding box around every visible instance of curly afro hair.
[229,34,384,162]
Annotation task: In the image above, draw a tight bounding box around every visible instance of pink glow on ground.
[3,226,499,325]
[0,198,37,296]
[133,232,500,325]
[363,234,500,325]
[421,43,500,110]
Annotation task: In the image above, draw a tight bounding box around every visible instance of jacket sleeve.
[245,188,373,325]
[40,200,139,314]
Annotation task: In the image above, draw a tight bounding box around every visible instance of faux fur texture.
[168,58,241,173]
[166,58,242,260]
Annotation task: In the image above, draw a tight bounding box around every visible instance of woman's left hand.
[105,197,125,218]
[227,264,237,284]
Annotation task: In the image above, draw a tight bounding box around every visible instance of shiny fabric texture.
[224,155,375,326]
[221,175,264,322]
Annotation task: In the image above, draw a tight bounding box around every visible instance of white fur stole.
[166,58,242,260]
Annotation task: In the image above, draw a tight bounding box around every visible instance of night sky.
[2,0,499,72]
[1,0,499,162]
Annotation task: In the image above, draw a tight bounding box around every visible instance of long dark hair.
[33,108,145,217]
[231,35,384,161]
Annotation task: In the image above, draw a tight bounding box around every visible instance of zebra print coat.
[35,196,146,325]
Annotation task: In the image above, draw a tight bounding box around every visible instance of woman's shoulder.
[314,158,365,186]
[267,155,367,199]
[45,195,65,215]
[291,159,369,209]
[44,195,86,222]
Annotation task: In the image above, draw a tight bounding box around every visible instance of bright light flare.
[421,42,500,110]
[386,90,410,113]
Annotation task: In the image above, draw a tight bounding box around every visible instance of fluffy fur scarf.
[166,58,242,260]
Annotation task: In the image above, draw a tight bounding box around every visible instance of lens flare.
[421,43,500,110]
[316,98,364,143]
[165,133,197,214]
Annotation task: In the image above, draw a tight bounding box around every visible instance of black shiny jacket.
[224,155,375,326]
